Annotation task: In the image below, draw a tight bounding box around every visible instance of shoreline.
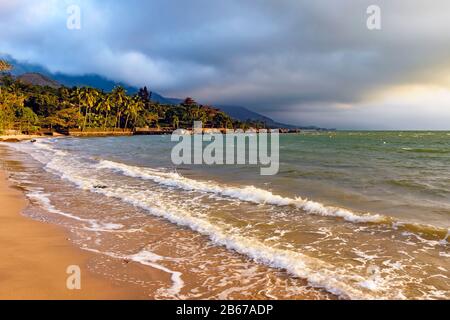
[0,141,333,300]
[1,134,448,299]
[0,165,144,299]
[0,135,45,142]
[0,127,307,142]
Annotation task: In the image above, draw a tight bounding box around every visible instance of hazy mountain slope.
[4,56,304,128]
[17,73,61,88]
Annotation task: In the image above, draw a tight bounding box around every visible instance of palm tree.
[0,60,12,96]
[70,87,83,128]
[79,88,95,130]
[111,86,127,129]
[123,96,133,130]
[80,87,101,130]
[146,112,159,128]
[132,97,144,129]
[95,95,111,130]
[88,88,100,128]
[0,60,12,72]
[172,115,180,129]
[122,96,143,130]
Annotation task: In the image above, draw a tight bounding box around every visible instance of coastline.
[1,133,448,299]
[1,140,332,301]
[0,158,143,299]
[0,135,44,142]
[0,141,333,300]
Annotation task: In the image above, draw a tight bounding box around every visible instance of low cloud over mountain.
[2,0,450,129]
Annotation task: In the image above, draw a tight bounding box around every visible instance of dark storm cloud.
[1,0,450,128]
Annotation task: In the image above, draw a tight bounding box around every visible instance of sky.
[1,0,450,129]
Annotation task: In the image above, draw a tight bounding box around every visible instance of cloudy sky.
[1,0,450,129]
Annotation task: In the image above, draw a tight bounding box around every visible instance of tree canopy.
[0,60,12,72]
[1,69,267,134]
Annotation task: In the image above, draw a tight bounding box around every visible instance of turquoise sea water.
[3,131,449,299]
[58,131,450,227]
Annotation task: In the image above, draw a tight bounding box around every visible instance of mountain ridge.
[17,72,61,88]
[4,57,309,128]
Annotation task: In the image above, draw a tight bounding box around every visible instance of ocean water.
[2,131,449,299]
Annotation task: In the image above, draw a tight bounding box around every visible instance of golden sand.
[0,169,145,299]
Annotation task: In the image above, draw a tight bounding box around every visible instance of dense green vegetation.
[0,61,266,134]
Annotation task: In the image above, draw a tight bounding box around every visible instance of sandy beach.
[0,142,334,300]
[0,164,141,299]
[0,135,448,300]
[0,135,44,143]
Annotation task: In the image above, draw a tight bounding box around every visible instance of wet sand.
[0,135,43,142]
[0,143,332,300]
[0,167,147,299]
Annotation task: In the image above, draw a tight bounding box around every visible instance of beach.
[0,135,44,143]
[0,133,449,300]
[0,140,333,300]
[0,155,148,299]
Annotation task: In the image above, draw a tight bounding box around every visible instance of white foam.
[130,250,184,297]
[27,190,123,231]
[27,190,88,222]
[11,139,408,299]
[64,177,385,299]
[10,141,385,223]
[441,230,450,245]
[98,160,384,224]
[358,279,379,291]
[83,247,184,297]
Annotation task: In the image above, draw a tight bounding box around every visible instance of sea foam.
[83,247,184,298]
[27,190,124,231]
[8,140,431,299]
[97,159,385,224]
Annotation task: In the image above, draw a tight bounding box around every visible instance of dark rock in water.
[30,139,37,143]
[93,185,108,189]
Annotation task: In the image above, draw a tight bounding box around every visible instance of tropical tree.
[131,97,144,129]
[16,107,39,133]
[111,86,127,129]
[0,60,12,97]
[0,60,12,73]
[172,115,180,129]
[123,96,134,129]
[182,97,197,107]
[79,87,99,130]
[145,112,159,127]
[47,107,80,130]
[212,112,229,128]
[95,95,112,130]
[69,87,83,127]
[0,76,247,134]
[138,86,150,103]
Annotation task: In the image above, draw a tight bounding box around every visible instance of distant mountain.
[52,73,138,94]
[17,73,61,88]
[5,56,137,93]
[149,92,182,105]
[216,105,296,128]
[3,56,308,128]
